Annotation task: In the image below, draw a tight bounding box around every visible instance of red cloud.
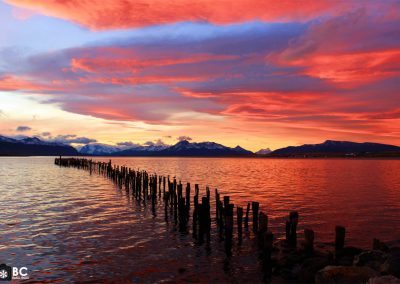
[5,0,355,30]
[0,75,52,92]
[71,53,238,73]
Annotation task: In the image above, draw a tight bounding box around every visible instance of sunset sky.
[0,0,399,151]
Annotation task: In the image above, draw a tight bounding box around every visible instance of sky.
[0,0,399,151]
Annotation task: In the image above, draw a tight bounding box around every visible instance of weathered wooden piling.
[225,203,234,255]
[252,202,259,233]
[335,225,346,251]
[237,206,243,244]
[285,211,299,246]
[185,183,191,214]
[304,228,314,254]
[244,202,250,230]
[55,157,378,282]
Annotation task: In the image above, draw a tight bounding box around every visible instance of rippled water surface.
[1,157,399,282]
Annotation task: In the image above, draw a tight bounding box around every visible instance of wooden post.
[225,204,234,255]
[289,211,298,246]
[215,189,219,224]
[244,202,250,230]
[192,192,199,239]
[185,183,191,214]
[237,206,243,244]
[262,231,274,278]
[223,196,230,208]
[304,228,314,254]
[252,202,259,233]
[335,225,345,251]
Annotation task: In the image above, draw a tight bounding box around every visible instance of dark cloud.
[16,126,31,132]
[177,136,192,141]
[144,139,168,146]
[116,141,141,147]
[41,132,51,136]
[47,134,97,145]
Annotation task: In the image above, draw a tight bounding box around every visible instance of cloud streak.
[4,0,362,30]
[0,1,399,147]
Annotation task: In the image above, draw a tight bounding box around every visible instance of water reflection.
[0,157,399,282]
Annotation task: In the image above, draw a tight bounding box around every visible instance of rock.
[336,246,363,266]
[315,265,378,284]
[367,275,400,284]
[298,256,331,283]
[373,239,390,252]
[353,250,388,271]
[381,247,400,277]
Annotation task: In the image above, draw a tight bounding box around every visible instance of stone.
[336,246,363,266]
[381,247,400,277]
[367,275,400,284]
[315,265,378,284]
[298,256,331,283]
[353,250,388,271]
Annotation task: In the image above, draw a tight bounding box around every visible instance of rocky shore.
[269,238,400,283]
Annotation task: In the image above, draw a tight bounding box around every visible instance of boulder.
[315,265,378,284]
[336,246,363,266]
[353,250,388,271]
[298,256,331,283]
[381,247,400,277]
[367,275,400,284]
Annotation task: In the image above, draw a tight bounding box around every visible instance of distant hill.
[256,148,272,155]
[79,140,253,157]
[0,136,78,156]
[79,143,124,156]
[153,140,253,157]
[271,140,400,156]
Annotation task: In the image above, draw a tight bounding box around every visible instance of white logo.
[0,269,8,279]
[12,267,29,280]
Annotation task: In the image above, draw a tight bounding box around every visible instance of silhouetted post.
[262,231,274,279]
[193,192,199,239]
[237,206,243,244]
[244,202,250,230]
[335,225,346,251]
[304,228,314,254]
[185,183,191,214]
[225,204,234,255]
[178,197,187,232]
[258,211,268,247]
[202,196,211,242]
[252,202,259,233]
[223,196,230,208]
[288,211,299,246]
[215,189,220,225]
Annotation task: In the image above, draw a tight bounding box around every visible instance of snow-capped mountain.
[256,148,272,155]
[271,140,400,155]
[0,135,18,143]
[79,140,253,157]
[79,143,122,155]
[79,143,169,156]
[0,135,78,156]
[158,140,253,156]
[114,144,169,156]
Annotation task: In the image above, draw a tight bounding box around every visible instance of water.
[1,157,399,282]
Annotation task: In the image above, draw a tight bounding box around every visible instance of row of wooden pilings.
[54,157,347,264]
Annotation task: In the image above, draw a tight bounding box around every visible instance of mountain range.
[269,140,400,157]
[1,135,400,157]
[0,136,78,156]
[81,140,252,156]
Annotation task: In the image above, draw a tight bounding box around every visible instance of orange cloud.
[70,53,238,73]
[270,49,400,85]
[0,75,51,91]
[5,0,353,30]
